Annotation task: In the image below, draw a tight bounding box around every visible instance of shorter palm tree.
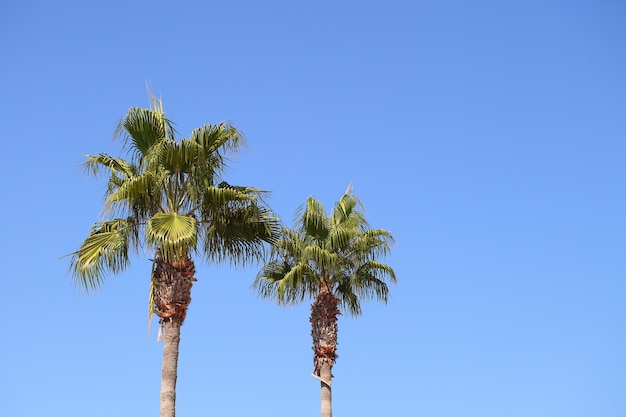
[253,186,396,417]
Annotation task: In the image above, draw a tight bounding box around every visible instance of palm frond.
[332,192,357,225]
[200,183,255,213]
[274,228,305,258]
[256,261,317,305]
[84,153,136,178]
[351,229,396,259]
[147,213,197,261]
[335,283,362,316]
[203,205,278,265]
[188,122,245,157]
[115,105,175,161]
[68,219,132,292]
[275,262,318,303]
[252,259,290,299]
[200,184,281,249]
[106,171,161,217]
[302,245,337,272]
[158,139,197,175]
[298,197,330,240]
[336,262,395,316]
[326,228,354,251]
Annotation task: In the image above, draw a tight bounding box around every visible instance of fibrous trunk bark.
[310,289,340,417]
[152,256,196,417]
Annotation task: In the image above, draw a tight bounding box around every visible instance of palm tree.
[253,186,396,417]
[68,93,280,417]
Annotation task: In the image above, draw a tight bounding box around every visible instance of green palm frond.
[84,153,136,178]
[331,190,372,230]
[358,260,397,285]
[203,202,280,265]
[298,197,330,240]
[332,192,357,225]
[69,219,132,292]
[199,183,281,256]
[189,122,245,156]
[274,228,304,258]
[200,183,255,213]
[253,260,292,301]
[350,229,395,260]
[334,263,394,316]
[327,228,354,251]
[335,283,361,316]
[147,213,197,261]
[106,171,161,215]
[115,104,175,161]
[158,139,196,175]
[302,245,337,271]
[276,262,318,303]
[254,260,317,305]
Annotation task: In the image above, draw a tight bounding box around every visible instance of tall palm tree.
[68,93,280,417]
[253,186,396,417]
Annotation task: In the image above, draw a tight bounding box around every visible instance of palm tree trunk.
[319,361,333,417]
[310,289,339,417]
[153,256,195,417]
[160,318,182,417]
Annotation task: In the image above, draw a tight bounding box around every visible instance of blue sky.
[2,1,625,416]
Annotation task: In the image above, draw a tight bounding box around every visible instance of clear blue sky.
[2,1,625,416]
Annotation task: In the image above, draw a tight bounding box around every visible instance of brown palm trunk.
[160,318,181,417]
[310,289,340,417]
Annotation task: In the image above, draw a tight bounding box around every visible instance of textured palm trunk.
[310,289,340,417]
[153,256,196,417]
[160,318,181,417]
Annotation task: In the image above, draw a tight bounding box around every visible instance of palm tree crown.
[254,187,396,314]
[70,94,279,290]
